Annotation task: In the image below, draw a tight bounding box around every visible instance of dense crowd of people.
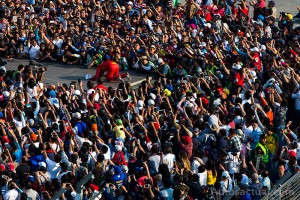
[0,0,300,200]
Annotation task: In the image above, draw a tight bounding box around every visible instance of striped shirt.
[134,2,146,10]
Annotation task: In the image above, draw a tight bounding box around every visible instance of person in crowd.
[0,0,300,199]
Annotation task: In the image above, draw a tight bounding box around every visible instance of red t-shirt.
[253,53,262,71]
[137,176,153,187]
[94,84,108,92]
[179,141,193,159]
[235,73,245,87]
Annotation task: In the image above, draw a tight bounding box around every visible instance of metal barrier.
[50,188,66,200]
[262,172,300,200]
[75,173,94,200]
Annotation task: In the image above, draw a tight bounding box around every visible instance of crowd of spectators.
[0,0,300,200]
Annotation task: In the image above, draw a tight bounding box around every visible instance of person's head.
[278,163,285,176]
[126,1,133,10]
[177,62,183,69]
[141,56,148,65]
[149,45,156,54]
[101,145,109,154]
[25,181,33,189]
[151,145,159,154]
[179,150,188,160]
[87,81,94,89]
[18,64,25,72]
[31,39,37,46]
[134,43,140,51]
[222,171,230,180]
[164,146,173,154]
[261,170,269,178]
[251,173,259,183]
[54,154,62,163]
[266,125,273,135]
[22,156,28,164]
[252,121,258,130]
[268,0,275,7]
[198,165,206,173]
[259,134,267,144]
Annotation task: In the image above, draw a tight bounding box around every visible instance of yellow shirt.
[113,125,125,139]
[207,170,217,186]
[265,134,279,154]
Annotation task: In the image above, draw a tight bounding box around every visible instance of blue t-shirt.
[76,121,87,137]
[29,154,45,171]
[13,143,22,163]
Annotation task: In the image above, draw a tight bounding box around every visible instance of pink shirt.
[257,0,266,8]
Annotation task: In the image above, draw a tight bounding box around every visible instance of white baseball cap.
[222,171,230,178]
[137,100,144,109]
[204,23,211,28]
[2,91,9,98]
[0,66,6,73]
[250,47,260,52]
[149,93,156,100]
[73,112,81,119]
[158,58,164,64]
[148,99,155,106]
[38,162,47,168]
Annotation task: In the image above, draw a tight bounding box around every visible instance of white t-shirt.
[27,86,37,102]
[220,177,233,193]
[46,157,61,179]
[162,153,176,172]
[53,38,63,49]
[4,189,19,200]
[75,135,92,148]
[38,171,51,185]
[198,170,207,186]
[191,160,201,174]
[28,45,40,59]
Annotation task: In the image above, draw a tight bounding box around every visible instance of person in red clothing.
[179,135,193,159]
[91,59,130,82]
[94,77,108,92]
[247,47,262,71]
[235,69,245,94]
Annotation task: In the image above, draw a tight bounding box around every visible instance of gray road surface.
[3,59,147,89]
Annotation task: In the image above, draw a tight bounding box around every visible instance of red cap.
[2,136,10,144]
[237,31,245,37]
[90,184,99,191]
[0,164,5,171]
[182,136,192,144]
[7,163,15,172]
[288,150,296,158]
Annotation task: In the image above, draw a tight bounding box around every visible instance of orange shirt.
[266,110,274,125]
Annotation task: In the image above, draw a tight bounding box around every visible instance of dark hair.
[54,154,62,163]
[164,146,173,154]
[101,145,108,154]
[206,159,217,177]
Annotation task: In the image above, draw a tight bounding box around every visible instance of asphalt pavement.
[3,58,147,89]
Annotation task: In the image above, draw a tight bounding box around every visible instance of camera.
[280,12,286,15]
